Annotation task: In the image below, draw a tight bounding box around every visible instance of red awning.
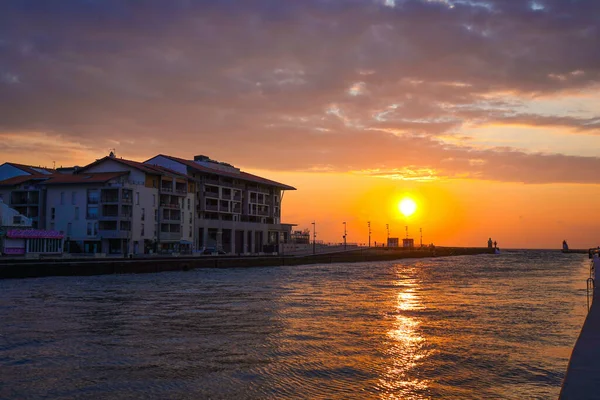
[7,229,64,239]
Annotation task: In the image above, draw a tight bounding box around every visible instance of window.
[50,208,55,220]
[75,207,79,220]
[135,192,140,205]
[87,222,92,236]
[60,192,65,205]
[153,194,156,206]
[13,216,21,225]
[50,222,55,231]
[67,223,72,236]
[187,198,190,210]
[189,226,192,237]
[87,205,98,219]
[87,189,99,204]
[141,208,145,221]
[0,193,3,202]
[71,191,77,205]
[141,223,145,236]
[154,209,158,222]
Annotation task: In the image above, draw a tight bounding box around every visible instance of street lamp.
[367,221,371,248]
[342,221,347,250]
[312,221,316,255]
[420,227,423,248]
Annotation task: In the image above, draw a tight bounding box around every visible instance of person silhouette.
[488,238,493,248]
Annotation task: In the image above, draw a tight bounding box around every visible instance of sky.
[2,0,600,248]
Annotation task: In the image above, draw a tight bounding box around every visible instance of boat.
[562,240,569,253]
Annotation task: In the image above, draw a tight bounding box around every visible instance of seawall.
[559,277,599,398]
[0,247,495,280]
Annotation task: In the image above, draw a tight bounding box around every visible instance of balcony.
[204,191,219,199]
[219,205,229,213]
[101,196,119,204]
[159,231,181,241]
[98,229,129,239]
[160,202,180,209]
[161,215,181,223]
[174,188,187,196]
[205,204,218,212]
[160,186,173,194]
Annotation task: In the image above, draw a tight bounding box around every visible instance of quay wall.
[0,247,495,280]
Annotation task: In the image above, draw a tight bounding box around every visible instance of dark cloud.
[1,0,600,183]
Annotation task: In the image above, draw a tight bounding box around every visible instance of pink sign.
[6,229,64,239]
[3,247,25,255]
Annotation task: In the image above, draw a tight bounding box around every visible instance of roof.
[149,154,296,190]
[43,172,129,185]
[78,156,189,179]
[2,162,55,175]
[0,175,48,187]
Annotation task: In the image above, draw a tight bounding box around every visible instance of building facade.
[145,154,296,254]
[0,153,295,256]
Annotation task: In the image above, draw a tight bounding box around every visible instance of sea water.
[0,250,590,399]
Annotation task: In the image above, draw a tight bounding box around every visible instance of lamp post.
[368,221,371,248]
[420,227,422,248]
[386,224,389,247]
[405,225,408,238]
[312,221,316,255]
[343,221,347,250]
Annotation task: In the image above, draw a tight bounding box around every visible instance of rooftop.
[150,154,296,190]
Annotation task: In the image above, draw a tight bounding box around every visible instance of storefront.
[2,229,64,256]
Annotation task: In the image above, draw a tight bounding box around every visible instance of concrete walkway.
[560,282,600,399]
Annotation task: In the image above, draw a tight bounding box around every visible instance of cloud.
[1,0,600,183]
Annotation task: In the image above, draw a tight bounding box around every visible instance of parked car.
[199,247,226,255]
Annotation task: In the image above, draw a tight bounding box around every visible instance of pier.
[0,246,494,280]
[560,259,599,399]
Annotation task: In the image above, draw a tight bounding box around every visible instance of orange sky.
[249,168,600,249]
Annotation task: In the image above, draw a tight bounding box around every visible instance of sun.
[399,198,417,217]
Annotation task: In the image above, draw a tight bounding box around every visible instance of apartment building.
[0,153,294,256]
[0,163,58,229]
[145,154,296,254]
[74,154,195,255]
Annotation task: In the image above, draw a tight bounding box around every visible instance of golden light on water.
[380,269,430,398]
[399,198,417,217]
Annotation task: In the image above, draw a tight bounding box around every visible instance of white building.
[73,155,195,255]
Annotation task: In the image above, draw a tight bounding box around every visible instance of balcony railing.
[205,204,218,211]
[161,216,181,223]
[159,231,181,241]
[101,196,119,203]
[98,229,129,239]
[175,188,187,196]
[204,191,219,198]
[160,186,173,193]
[160,202,180,209]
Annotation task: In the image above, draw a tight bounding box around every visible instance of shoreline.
[0,247,494,280]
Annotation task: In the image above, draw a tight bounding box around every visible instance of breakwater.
[0,247,494,280]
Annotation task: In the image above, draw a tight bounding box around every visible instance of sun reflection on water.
[379,268,432,399]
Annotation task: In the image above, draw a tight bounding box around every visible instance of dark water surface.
[0,251,590,399]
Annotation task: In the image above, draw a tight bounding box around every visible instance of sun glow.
[399,198,417,217]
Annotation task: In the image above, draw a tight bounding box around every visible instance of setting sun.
[399,198,417,217]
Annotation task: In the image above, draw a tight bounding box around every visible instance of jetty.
[0,246,494,280]
[560,254,599,399]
